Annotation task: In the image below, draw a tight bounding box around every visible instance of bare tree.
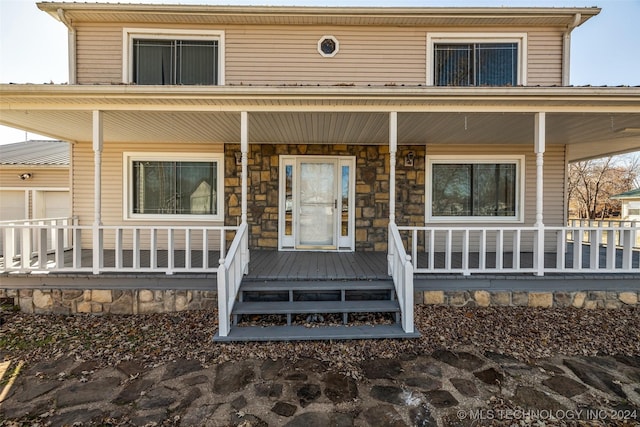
[568,154,639,219]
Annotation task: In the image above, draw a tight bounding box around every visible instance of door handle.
[334,199,337,209]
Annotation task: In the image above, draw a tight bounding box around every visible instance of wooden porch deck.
[2,247,638,290]
[246,250,389,280]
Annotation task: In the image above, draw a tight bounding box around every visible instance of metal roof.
[0,140,69,166]
[611,188,640,200]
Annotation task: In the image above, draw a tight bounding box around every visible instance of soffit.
[37,3,599,28]
[1,85,638,157]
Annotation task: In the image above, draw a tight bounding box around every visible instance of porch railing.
[567,219,640,248]
[388,223,414,333]
[1,216,77,271]
[0,220,236,274]
[217,222,249,337]
[398,222,639,276]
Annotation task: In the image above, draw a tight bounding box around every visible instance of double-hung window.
[427,33,526,86]
[427,156,524,222]
[124,153,224,221]
[124,29,225,85]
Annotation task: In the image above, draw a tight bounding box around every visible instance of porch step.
[214,324,420,342]
[233,300,400,315]
[239,280,395,292]
[217,278,419,341]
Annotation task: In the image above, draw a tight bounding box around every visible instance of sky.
[0,0,639,144]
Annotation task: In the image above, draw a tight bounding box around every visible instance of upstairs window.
[133,39,218,85]
[124,29,225,85]
[427,33,526,87]
[434,43,517,86]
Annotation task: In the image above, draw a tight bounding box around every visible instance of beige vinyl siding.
[76,24,123,84]
[0,168,69,189]
[72,141,224,249]
[425,144,566,251]
[226,26,426,86]
[527,31,564,86]
[425,144,565,226]
[74,23,565,86]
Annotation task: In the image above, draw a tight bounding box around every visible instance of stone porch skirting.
[1,288,638,314]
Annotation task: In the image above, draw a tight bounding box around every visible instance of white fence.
[0,220,236,274]
[398,222,639,276]
[387,223,414,333]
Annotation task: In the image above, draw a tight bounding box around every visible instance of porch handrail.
[388,223,414,334]
[217,222,249,337]
[1,216,77,270]
[398,224,639,275]
[1,221,234,274]
[0,216,77,225]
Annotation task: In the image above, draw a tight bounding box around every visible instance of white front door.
[279,155,355,251]
[298,160,337,248]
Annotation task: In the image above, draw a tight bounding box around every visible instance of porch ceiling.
[1,85,638,160]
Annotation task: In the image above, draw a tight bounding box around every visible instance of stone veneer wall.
[420,290,639,309]
[0,289,216,315]
[1,288,637,315]
[224,144,426,251]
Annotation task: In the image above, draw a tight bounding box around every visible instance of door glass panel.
[341,165,349,237]
[285,164,293,236]
[298,162,335,247]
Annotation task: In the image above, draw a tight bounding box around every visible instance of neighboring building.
[0,140,71,256]
[0,3,639,338]
[0,140,70,222]
[612,188,640,221]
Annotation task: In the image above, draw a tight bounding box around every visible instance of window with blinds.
[132,39,218,85]
[434,42,518,87]
[427,156,524,222]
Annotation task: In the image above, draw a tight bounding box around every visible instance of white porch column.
[92,110,103,274]
[534,112,546,276]
[389,112,397,224]
[534,112,545,227]
[240,111,248,224]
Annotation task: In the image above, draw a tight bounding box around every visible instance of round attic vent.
[318,35,339,57]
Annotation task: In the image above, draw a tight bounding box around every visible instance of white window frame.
[426,32,527,86]
[278,155,355,251]
[123,152,224,221]
[122,28,225,85]
[317,35,340,57]
[426,155,525,223]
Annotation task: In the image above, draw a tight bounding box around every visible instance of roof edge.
[36,2,600,27]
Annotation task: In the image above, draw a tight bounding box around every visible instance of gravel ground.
[1,306,638,378]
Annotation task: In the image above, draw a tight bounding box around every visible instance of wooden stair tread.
[239,279,394,292]
[233,300,400,315]
[214,324,420,342]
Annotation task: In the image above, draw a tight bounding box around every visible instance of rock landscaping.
[0,306,639,426]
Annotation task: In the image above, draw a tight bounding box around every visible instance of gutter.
[57,8,76,85]
[562,13,582,87]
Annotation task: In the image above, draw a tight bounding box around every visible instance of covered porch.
[1,84,640,338]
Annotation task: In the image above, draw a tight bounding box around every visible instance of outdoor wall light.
[404,152,415,167]
[234,152,242,165]
[18,173,32,180]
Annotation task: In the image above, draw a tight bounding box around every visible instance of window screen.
[434,42,518,86]
[432,163,517,217]
[133,39,218,85]
[132,160,217,215]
